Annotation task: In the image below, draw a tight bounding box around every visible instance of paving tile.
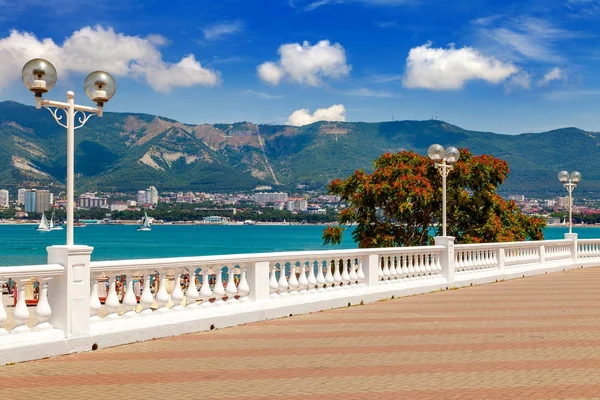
[3,267,600,399]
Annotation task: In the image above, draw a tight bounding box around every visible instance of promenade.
[1,267,600,399]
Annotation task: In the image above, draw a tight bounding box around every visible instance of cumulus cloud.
[538,67,564,86]
[258,40,350,86]
[402,42,518,90]
[286,104,346,126]
[505,71,531,91]
[202,20,243,41]
[0,26,219,93]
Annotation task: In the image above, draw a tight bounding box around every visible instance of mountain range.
[0,100,596,197]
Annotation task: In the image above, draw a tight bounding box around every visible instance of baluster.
[105,276,121,318]
[12,280,31,334]
[333,259,343,288]
[342,259,351,286]
[199,268,213,306]
[122,278,138,317]
[277,262,290,295]
[238,267,250,301]
[31,279,52,331]
[155,274,170,312]
[315,259,326,290]
[0,280,7,336]
[140,274,155,314]
[407,254,415,277]
[399,255,408,277]
[413,254,422,277]
[382,256,391,281]
[348,259,358,285]
[90,275,102,320]
[435,252,442,272]
[170,273,185,310]
[357,259,366,285]
[378,256,384,280]
[424,253,432,274]
[298,264,309,293]
[225,267,238,302]
[389,256,398,279]
[288,262,299,294]
[213,267,226,305]
[186,271,200,307]
[269,264,279,295]
[308,260,318,291]
[325,260,335,288]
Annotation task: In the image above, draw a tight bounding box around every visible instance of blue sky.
[0,0,599,133]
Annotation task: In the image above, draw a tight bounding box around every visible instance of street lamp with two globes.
[558,170,582,234]
[428,144,460,237]
[21,58,116,246]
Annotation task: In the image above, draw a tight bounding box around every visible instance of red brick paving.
[2,268,600,399]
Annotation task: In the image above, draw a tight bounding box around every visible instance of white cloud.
[474,16,587,63]
[202,20,243,41]
[305,0,412,10]
[257,62,284,85]
[538,67,564,86]
[341,88,395,97]
[242,90,284,99]
[258,40,350,86]
[402,42,518,90]
[505,71,531,92]
[0,26,219,93]
[286,104,346,126]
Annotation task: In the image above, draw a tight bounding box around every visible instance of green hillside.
[0,100,596,197]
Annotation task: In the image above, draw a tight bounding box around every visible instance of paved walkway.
[2,268,600,399]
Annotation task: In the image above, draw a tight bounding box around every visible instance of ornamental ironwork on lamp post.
[558,170,581,234]
[428,144,460,237]
[22,58,116,246]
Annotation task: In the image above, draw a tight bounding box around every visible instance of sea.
[0,224,598,267]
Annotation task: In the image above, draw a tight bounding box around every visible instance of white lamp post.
[428,144,460,237]
[558,170,581,234]
[22,58,116,246]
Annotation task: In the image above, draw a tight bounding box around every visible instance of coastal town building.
[77,193,108,209]
[110,201,128,212]
[0,189,9,208]
[254,192,288,204]
[556,196,571,208]
[22,189,51,213]
[17,188,26,205]
[137,186,159,206]
[287,198,308,212]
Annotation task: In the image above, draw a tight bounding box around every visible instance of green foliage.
[323,150,546,248]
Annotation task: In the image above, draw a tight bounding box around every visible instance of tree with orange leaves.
[323,149,545,247]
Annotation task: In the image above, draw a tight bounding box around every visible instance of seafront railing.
[2,234,600,364]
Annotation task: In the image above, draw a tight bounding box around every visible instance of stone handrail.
[1,234,598,365]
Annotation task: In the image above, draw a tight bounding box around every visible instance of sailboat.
[137,212,152,231]
[36,212,51,232]
[49,211,63,230]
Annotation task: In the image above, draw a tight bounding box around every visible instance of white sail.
[138,211,152,231]
[50,211,63,230]
[37,212,50,231]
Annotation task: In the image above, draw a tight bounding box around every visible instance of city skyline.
[0,0,598,133]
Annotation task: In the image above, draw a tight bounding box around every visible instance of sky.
[0,0,599,134]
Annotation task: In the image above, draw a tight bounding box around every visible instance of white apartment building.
[286,198,308,212]
[556,196,571,208]
[254,192,288,204]
[137,186,159,205]
[17,188,26,205]
[0,189,9,208]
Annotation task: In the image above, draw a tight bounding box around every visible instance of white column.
[246,261,270,302]
[565,232,578,262]
[435,236,455,284]
[47,245,93,337]
[66,91,75,246]
[362,254,380,286]
[0,280,7,336]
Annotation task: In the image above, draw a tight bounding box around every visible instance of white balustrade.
[0,264,63,335]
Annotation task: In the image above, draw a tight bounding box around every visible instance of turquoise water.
[0,224,598,267]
